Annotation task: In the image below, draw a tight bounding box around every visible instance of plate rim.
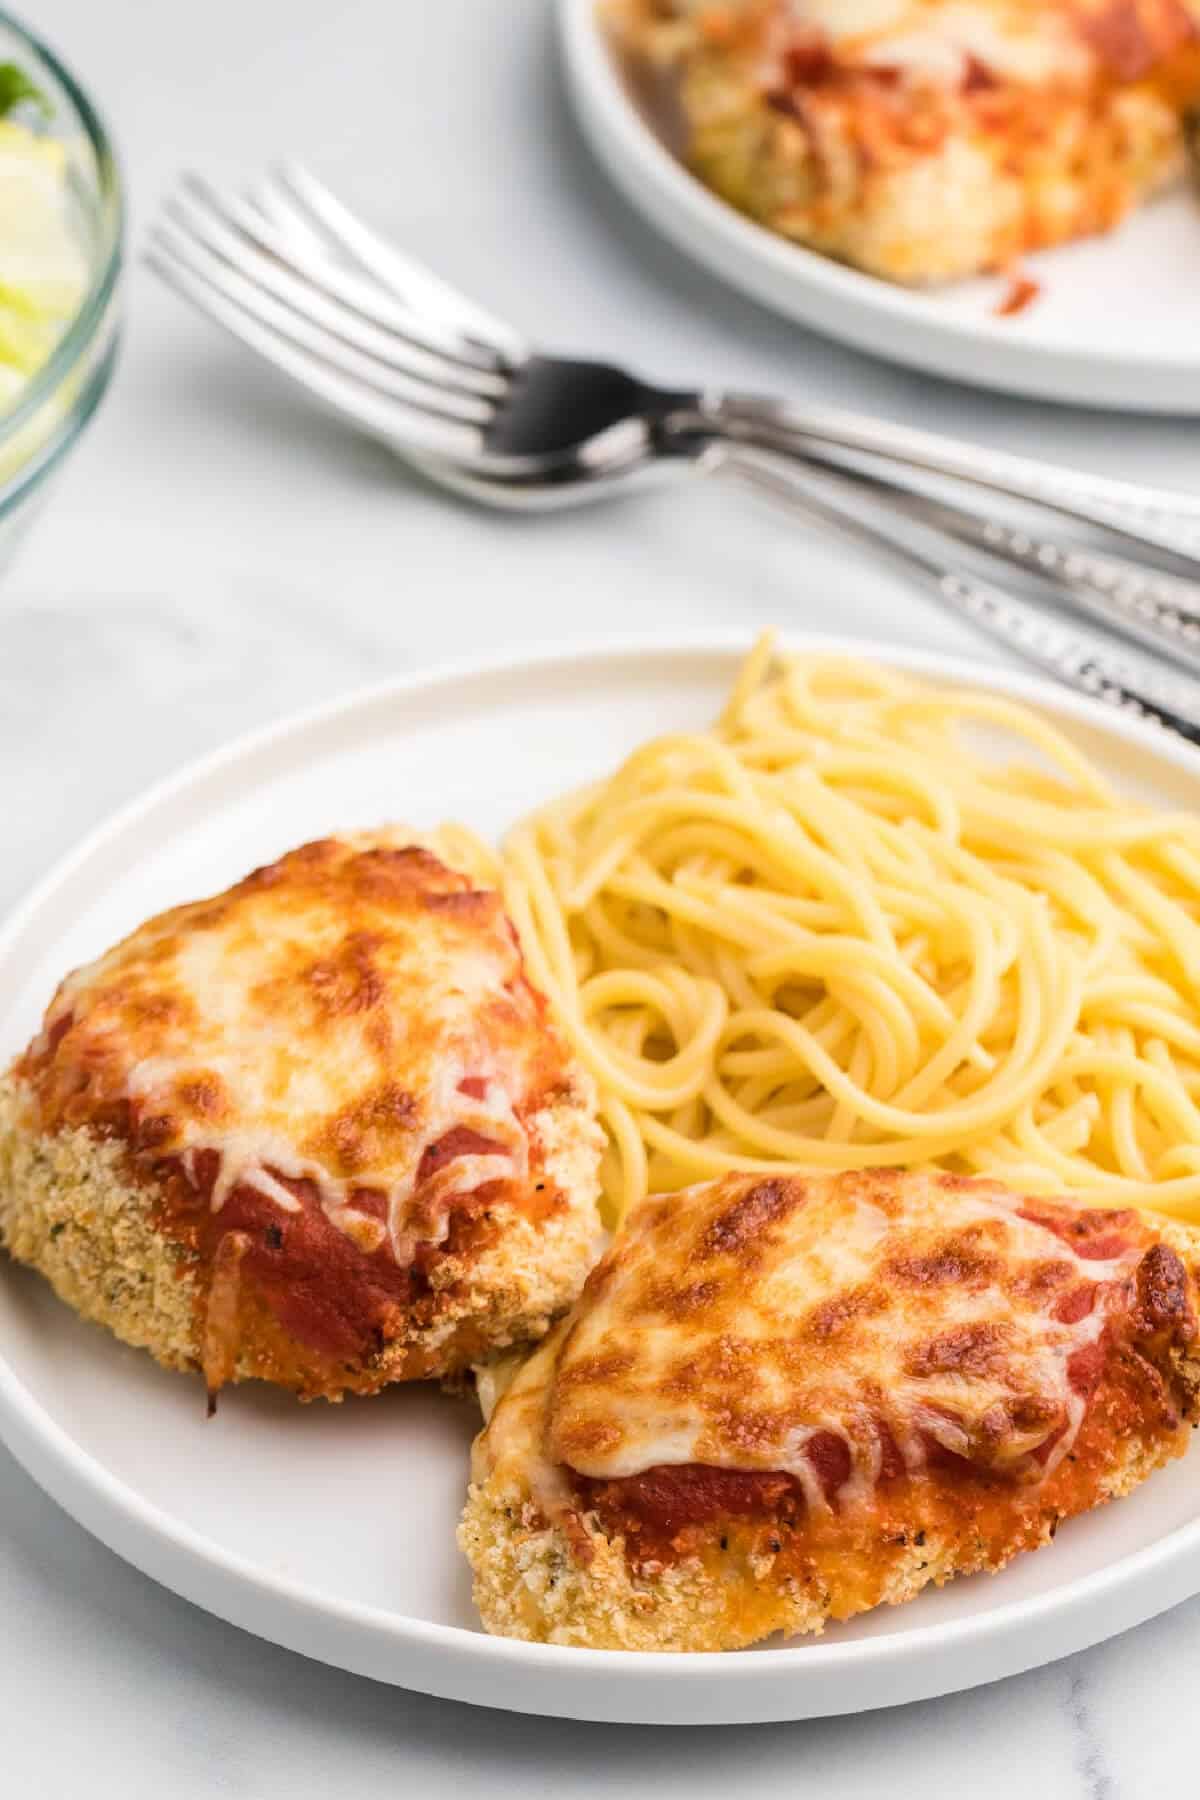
[557,0,1200,412]
[4,628,1200,1720]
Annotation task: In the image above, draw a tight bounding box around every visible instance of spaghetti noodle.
[502,637,1200,1226]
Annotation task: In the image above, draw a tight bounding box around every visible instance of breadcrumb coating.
[0,1074,605,1399]
[460,1174,1200,1650]
[0,828,606,1401]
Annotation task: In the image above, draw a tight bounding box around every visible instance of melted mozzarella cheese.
[776,0,1182,86]
[542,1171,1150,1505]
[794,0,910,37]
[26,830,588,1264]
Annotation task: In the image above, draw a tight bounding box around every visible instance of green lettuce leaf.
[0,64,50,121]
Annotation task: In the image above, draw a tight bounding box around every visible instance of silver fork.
[145,162,1200,744]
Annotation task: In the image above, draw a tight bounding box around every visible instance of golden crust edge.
[458,1418,1194,1652]
[0,1070,606,1398]
[460,1211,1200,1650]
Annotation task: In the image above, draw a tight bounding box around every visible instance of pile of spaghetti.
[502,638,1200,1227]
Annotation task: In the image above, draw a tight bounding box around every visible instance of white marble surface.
[2,0,1199,1791]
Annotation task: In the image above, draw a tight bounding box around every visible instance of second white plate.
[4,636,1200,1725]
[559,0,1200,413]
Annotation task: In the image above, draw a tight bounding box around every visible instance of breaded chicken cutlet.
[611,0,1200,283]
[0,830,604,1403]
[461,1168,1200,1650]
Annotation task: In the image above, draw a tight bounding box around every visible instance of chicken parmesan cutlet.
[460,1168,1200,1650]
[0,831,604,1403]
[611,0,1200,283]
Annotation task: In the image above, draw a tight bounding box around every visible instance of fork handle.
[712,447,1200,747]
[824,468,1200,676]
[689,393,1200,569]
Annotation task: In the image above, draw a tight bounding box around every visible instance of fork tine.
[155,209,495,428]
[264,160,527,364]
[145,228,487,462]
[239,181,332,262]
[167,179,506,406]
[197,175,518,379]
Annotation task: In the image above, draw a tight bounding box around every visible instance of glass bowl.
[0,8,122,578]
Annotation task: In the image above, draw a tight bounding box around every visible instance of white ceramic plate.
[4,635,1200,1726]
[558,0,1200,413]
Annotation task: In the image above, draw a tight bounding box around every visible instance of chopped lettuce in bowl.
[0,20,122,577]
[0,98,88,397]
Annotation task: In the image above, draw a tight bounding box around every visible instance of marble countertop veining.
[2,1,1197,1792]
